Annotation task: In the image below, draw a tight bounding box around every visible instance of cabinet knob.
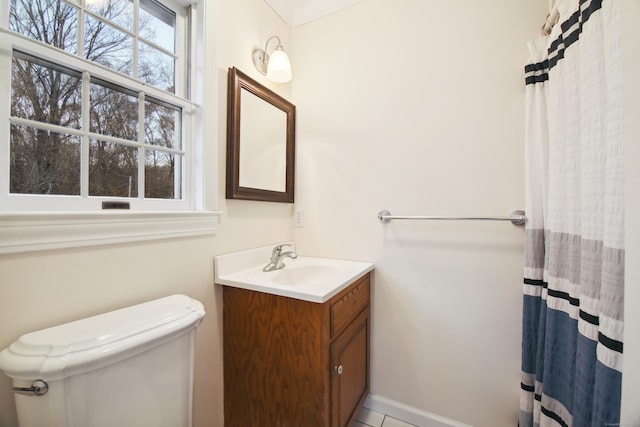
[335,365,343,375]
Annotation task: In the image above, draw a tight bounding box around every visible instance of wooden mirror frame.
[226,67,296,203]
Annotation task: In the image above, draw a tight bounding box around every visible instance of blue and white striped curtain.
[520,0,624,426]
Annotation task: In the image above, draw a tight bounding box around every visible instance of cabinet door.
[330,309,369,427]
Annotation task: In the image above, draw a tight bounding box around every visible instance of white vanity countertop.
[214,243,373,303]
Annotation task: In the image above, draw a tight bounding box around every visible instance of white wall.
[291,1,546,426]
[0,0,293,426]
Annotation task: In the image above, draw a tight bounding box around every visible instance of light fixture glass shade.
[266,48,292,83]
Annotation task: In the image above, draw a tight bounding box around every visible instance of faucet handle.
[272,243,292,256]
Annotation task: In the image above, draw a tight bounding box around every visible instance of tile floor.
[355,407,418,427]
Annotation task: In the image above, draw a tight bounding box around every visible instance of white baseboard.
[363,394,473,427]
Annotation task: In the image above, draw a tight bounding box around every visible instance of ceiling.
[264,0,366,27]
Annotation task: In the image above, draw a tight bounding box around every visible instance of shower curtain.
[520,0,624,426]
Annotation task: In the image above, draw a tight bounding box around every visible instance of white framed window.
[0,0,218,253]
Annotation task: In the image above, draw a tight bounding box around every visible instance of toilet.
[0,294,205,427]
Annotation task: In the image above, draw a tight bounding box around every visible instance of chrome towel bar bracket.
[377,209,527,226]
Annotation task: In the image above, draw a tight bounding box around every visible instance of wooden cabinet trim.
[330,274,370,337]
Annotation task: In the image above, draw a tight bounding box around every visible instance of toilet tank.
[0,294,205,427]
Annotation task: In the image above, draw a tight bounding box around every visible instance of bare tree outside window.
[8,0,181,200]
[10,0,79,54]
[145,98,180,198]
[10,55,82,195]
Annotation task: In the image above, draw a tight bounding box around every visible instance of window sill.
[0,211,221,254]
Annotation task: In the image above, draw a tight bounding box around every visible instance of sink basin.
[214,243,373,303]
[270,264,342,286]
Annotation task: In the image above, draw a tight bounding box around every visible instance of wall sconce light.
[252,36,292,83]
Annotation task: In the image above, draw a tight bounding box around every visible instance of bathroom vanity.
[215,244,373,427]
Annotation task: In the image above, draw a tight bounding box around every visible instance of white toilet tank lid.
[0,294,205,381]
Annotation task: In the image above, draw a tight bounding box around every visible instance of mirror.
[226,67,296,203]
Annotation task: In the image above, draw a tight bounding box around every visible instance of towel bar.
[377,210,527,226]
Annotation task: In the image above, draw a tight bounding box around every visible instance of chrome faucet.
[263,243,298,272]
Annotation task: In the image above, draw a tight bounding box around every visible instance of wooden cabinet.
[223,272,370,427]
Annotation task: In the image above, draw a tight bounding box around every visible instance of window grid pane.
[10,125,81,196]
[90,79,139,141]
[84,14,134,76]
[9,0,180,92]
[144,98,181,150]
[85,0,134,31]
[139,0,175,53]
[9,51,184,199]
[11,54,83,129]
[139,41,175,92]
[145,151,180,199]
[10,0,79,55]
[5,0,188,207]
[89,139,138,197]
